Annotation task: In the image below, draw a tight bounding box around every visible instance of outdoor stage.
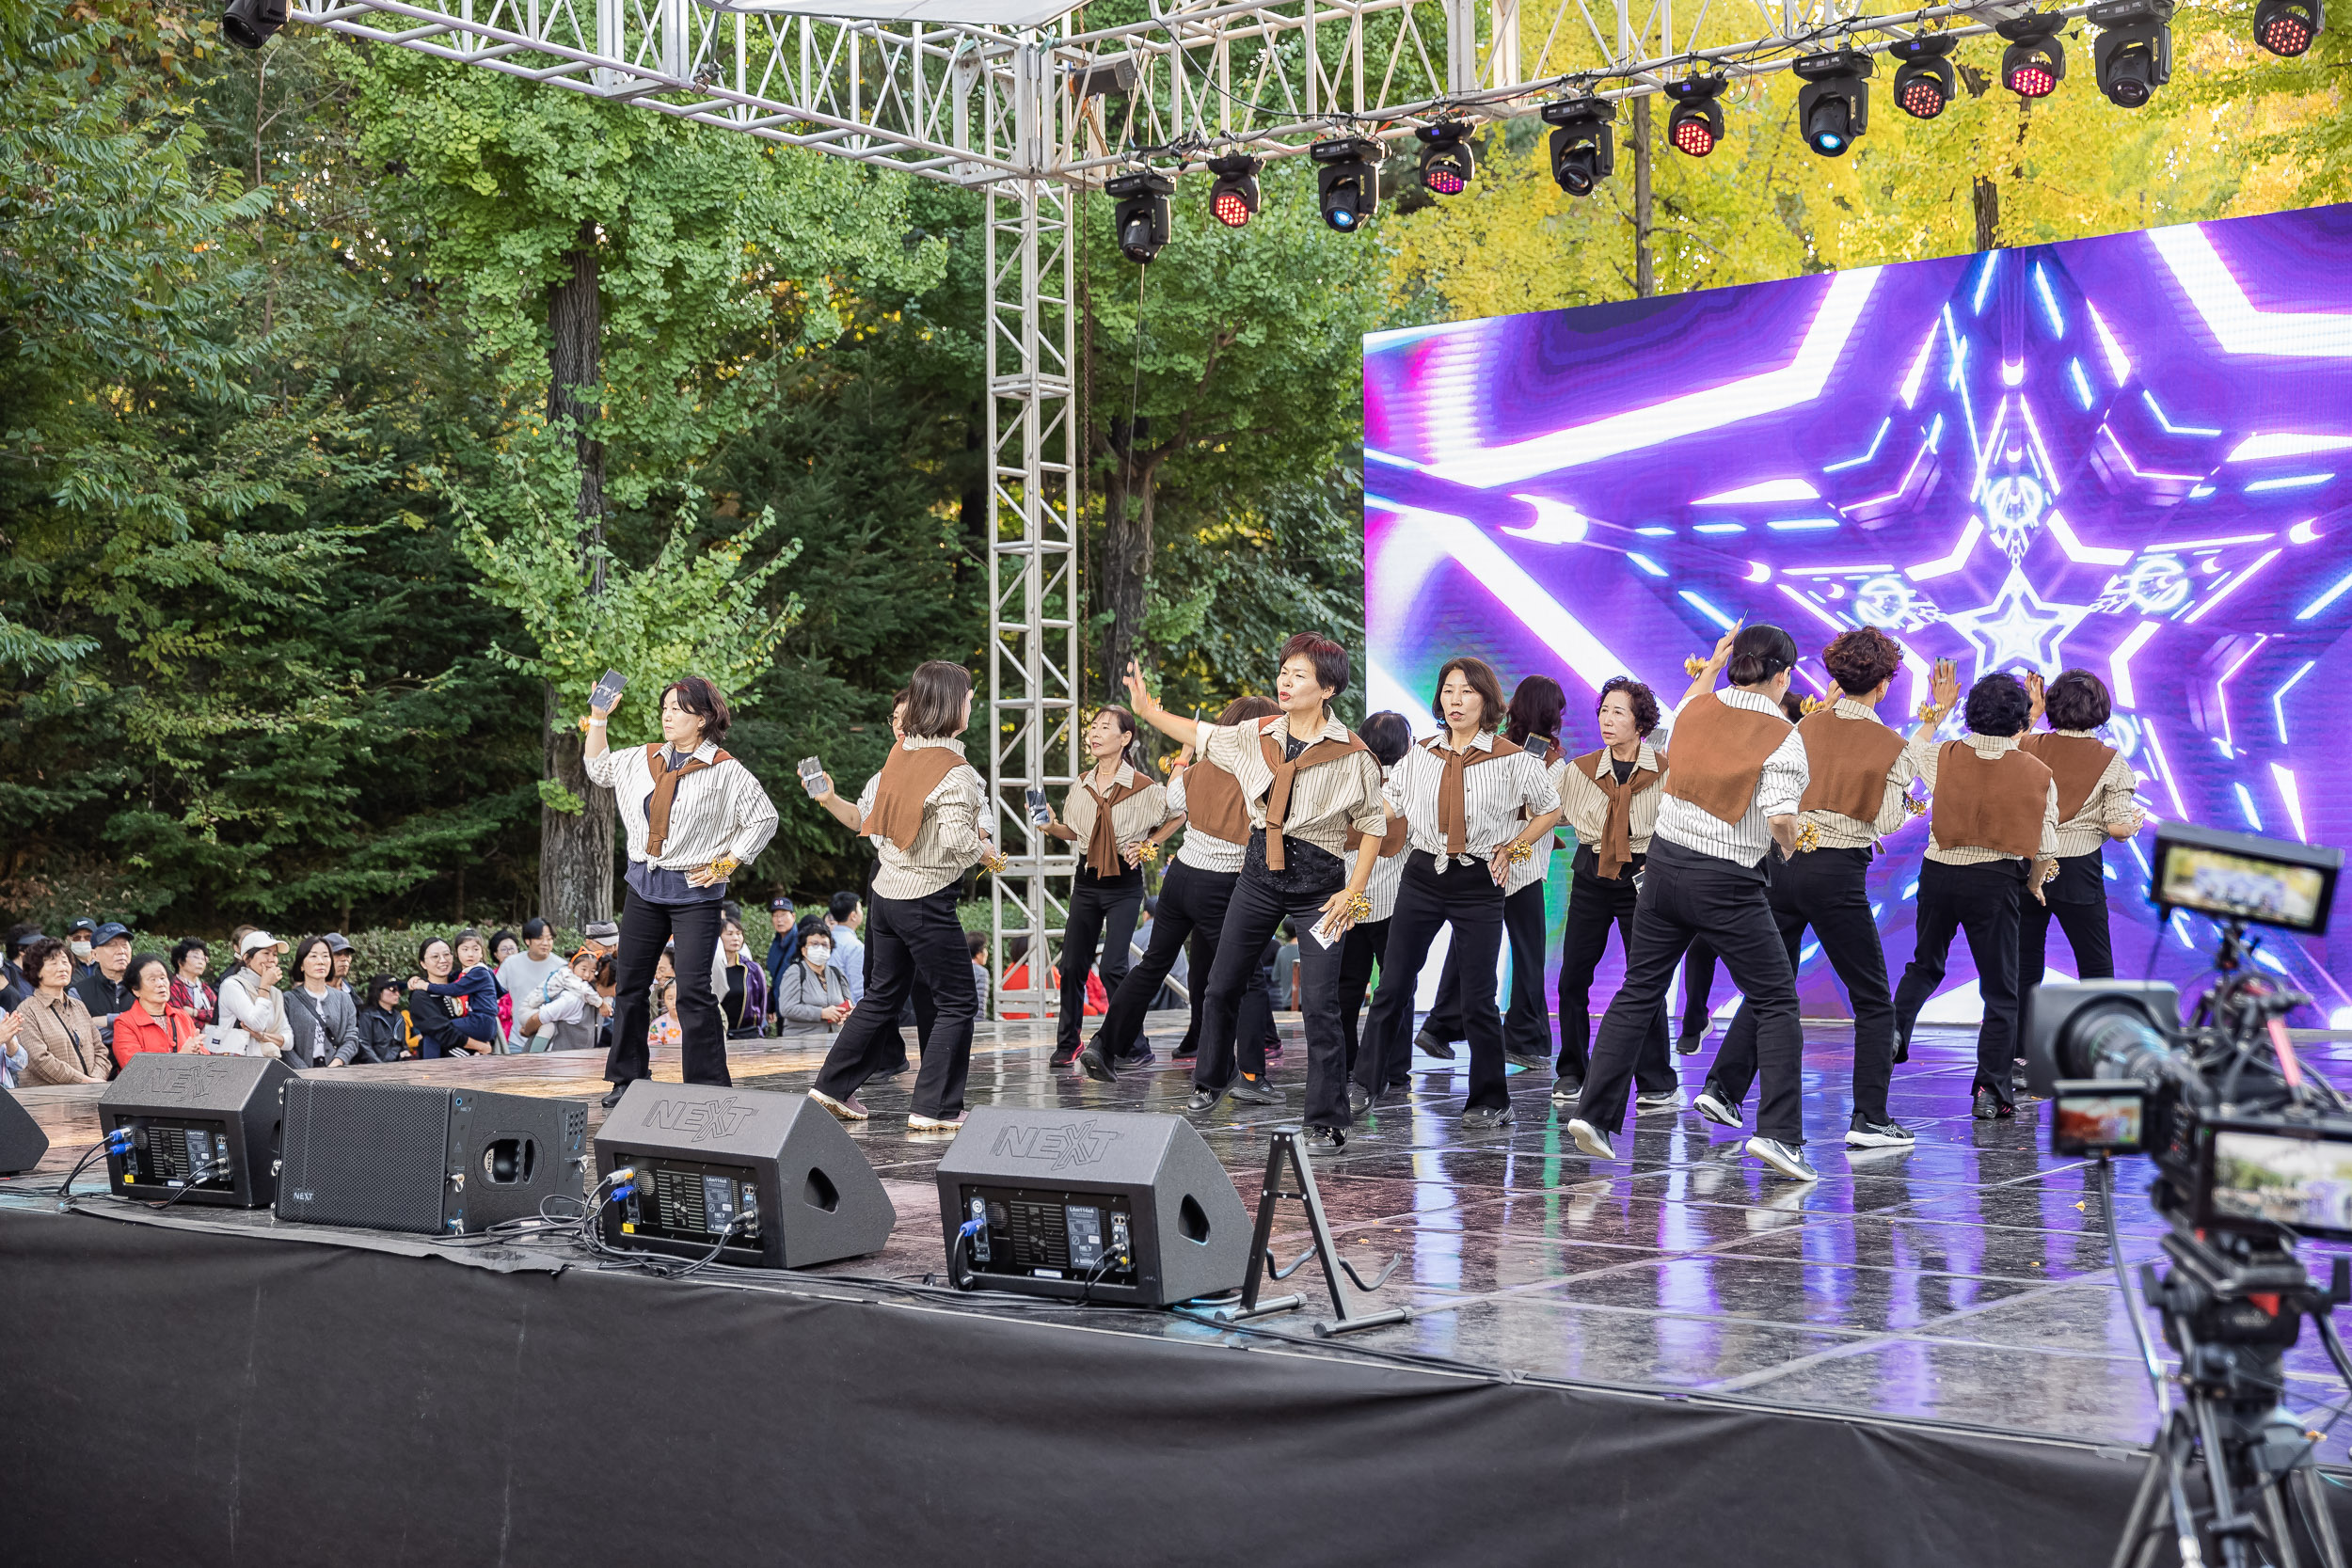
[8,1018,2351,1565]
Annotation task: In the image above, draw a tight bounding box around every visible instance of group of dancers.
[589,624,2141,1181]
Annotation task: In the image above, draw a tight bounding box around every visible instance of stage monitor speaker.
[596,1081,895,1268]
[100,1053,294,1208]
[276,1080,587,1235]
[933,1108,1249,1306]
[0,1085,49,1176]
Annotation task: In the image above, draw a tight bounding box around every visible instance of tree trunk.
[1972,176,1999,252]
[1099,444,1152,702]
[1631,96,1655,298]
[540,684,616,927]
[547,219,608,555]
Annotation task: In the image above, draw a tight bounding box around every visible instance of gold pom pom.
[1799,695,1822,715]
[980,849,1008,876]
[1684,655,1708,677]
[1793,821,1821,854]
[1135,841,1160,864]
[1902,792,1929,818]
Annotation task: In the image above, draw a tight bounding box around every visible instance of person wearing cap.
[65,916,99,976]
[217,930,292,1058]
[71,923,136,1051]
[764,896,799,1006]
[323,933,357,995]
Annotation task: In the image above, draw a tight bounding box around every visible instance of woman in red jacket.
[114,953,199,1067]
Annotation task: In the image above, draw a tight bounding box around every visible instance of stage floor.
[16,1015,2352,1462]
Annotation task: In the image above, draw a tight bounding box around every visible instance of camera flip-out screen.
[2050,1082,2154,1157]
[2152,822,2341,937]
[2196,1117,2352,1243]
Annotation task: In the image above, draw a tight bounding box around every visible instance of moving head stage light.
[2255,0,2323,55]
[1311,137,1380,231]
[1542,98,1615,196]
[1793,50,1872,157]
[1106,170,1174,263]
[1663,76,1727,157]
[2091,0,2175,108]
[1204,154,1261,228]
[1887,35,1958,119]
[2023,822,2352,1568]
[1415,120,1476,195]
[1997,11,2069,98]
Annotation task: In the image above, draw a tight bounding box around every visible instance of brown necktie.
[644,746,714,856]
[1084,778,1139,878]
[1436,742,1472,856]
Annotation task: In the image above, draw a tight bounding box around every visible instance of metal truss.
[290,0,2091,1010]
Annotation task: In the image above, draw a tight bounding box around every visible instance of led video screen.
[1364,203,2352,1026]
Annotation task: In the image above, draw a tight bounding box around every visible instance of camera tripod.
[2108,1164,2352,1568]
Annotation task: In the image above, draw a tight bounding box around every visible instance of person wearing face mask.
[285,935,363,1068]
[64,917,99,976]
[113,952,199,1066]
[585,674,780,1104]
[216,931,292,1060]
[1039,705,1168,1069]
[1566,624,1820,1184]
[774,921,854,1037]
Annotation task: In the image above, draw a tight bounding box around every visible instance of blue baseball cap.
[91,922,132,946]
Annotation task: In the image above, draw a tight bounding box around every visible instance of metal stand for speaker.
[1204,1125,1406,1336]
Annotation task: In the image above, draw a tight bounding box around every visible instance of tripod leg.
[2294,1467,2348,1568]
[2265,1478,2305,1568]
[2194,1396,2256,1568]
[2112,1441,2170,1568]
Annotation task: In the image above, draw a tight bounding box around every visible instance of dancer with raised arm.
[1350,658,1563,1131]
[1124,637,1388,1148]
[1549,676,1677,1111]
[585,676,779,1105]
[803,660,993,1132]
[1078,696,1281,1084]
[1891,663,2060,1120]
[1039,706,1166,1069]
[1566,624,1819,1182]
[2017,669,2143,992]
[1696,627,1928,1149]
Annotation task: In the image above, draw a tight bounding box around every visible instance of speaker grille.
[278,1082,451,1233]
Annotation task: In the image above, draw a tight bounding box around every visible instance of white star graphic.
[1947,565,2090,679]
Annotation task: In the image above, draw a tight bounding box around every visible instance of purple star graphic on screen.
[1365,203,2352,1022]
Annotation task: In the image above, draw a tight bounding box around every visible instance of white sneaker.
[1634,1087,1686,1115]
[808,1089,868,1122]
[1566,1118,1618,1161]
[1692,1085,1743,1129]
[1745,1136,1820,1183]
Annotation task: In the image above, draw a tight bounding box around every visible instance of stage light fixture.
[2254,0,2322,55]
[1662,76,1728,158]
[222,0,288,47]
[1310,137,1380,232]
[1541,98,1616,197]
[1204,154,1262,229]
[2091,0,2173,107]
[1793,50,1872,157]
[1997,12,2068,98]
[1887,36,1958,119]
[1416,120,1476,196]
[1105,169,1174,263]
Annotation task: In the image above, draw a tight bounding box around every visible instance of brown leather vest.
[2019,733,2117,822]
[1795,707,1907,823]
[1931,743,2055,860]
[1661,694,1792,825]
[860,742,965,850]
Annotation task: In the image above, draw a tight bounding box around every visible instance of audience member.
[355,976,409,1063]
[715,917,769,1038]
[324,933,356,994]
[3,922,39,992]
[16,937,109,1084]
[170,939,217,1025]
[827,892,866,1003]
[113,953,198,1066]
[71,922,135,1050]
[773,924,852,1037]
[285,935,361,1068]
[649,979,682,1048]
[516,948,613,1053]
[65,917,98,974]
[496,918,566,1046]
[765,896,800,992]
[406,936,497,1057]
[967,930,990,1021]
[217,931,291,1058]
[0,1002,25,1088]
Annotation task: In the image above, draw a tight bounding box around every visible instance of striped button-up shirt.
[1907,732,2062,865]
[854,737,991,900]
[586,738,780,874]
[1062,763,1169,871]
[1168,768,1244,876]
[2048,730,2145,859]
[1198,715,1388,859]
[1557,741,1666,855]
[1805,698,1923,850]
[1654,689,1810,864]
[1384,730,1560,865]
[1343,763,1411,920]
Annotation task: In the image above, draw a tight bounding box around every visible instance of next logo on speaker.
[991,1120,1120,1173]
[641,1096,755,1143]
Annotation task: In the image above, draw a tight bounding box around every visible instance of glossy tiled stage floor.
[17,1016,2352,1457]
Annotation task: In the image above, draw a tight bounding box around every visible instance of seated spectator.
[715,917,769,1039]
[406,936,498,1057]
[169,939,217,1026]
[15,937,109,1084]
[72,922,135,1053]
[827,893,866,1002]
[64,917,97,974]
[355,976,409,1063]
[113,953,199,1066]
[764,896,799,994]
[3,922,40,995]
[0,1001,27,1087]
[649,980,682,1049]
[516,949,613,1053]
[495,919,566,1047]
[999,938,1107,1021]
[324,933,356,995]
[773,925,852,1037]
[216,931,292,1059]
[967,931,991,1022]
[284,935,361,1069]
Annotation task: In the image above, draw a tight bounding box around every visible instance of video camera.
[2025,820,2348,1236]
